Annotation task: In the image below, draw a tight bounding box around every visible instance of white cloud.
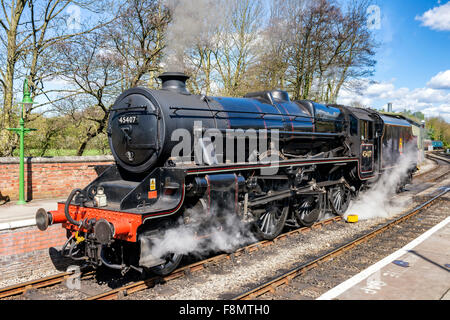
[365,82,395,97]
[337,77,450,122]
[408,87,449,103]
[46,77,70,88]
[421,104,450,119]
[416,2,450,31]
[427,70,450,89]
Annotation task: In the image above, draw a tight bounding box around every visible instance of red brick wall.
[0,156,114,201]
[0,156,115,283]
[0,224,67,256]
[0,224,74,282]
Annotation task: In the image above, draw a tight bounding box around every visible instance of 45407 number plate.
[118,115,139,124]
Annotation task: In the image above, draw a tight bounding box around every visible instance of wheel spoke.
[261,213,270,234]
[330,184,351,216]
[254,200,288,240]
[337,191,342,211]
[266,214,272,234]
[261,214,267,234]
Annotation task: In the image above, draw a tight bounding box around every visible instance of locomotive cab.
[341,107,383,179]
[380,114,417,169]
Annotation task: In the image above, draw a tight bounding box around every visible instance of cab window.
[359,120,368,140]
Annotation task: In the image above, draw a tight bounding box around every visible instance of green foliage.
[426,117,450,148]
[18,114,111,157]
[400,109,425,123]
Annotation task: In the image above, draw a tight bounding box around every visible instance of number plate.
[118,115,139,125]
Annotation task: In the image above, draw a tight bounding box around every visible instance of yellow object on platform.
[347,215,358,223]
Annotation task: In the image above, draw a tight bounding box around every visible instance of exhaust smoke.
[163,0,226,72]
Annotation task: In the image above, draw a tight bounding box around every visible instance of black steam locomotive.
[36,72,416,275]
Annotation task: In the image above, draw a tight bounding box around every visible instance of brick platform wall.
[0,156,114,282]
[0,156,114,201]
[0,224,77,282]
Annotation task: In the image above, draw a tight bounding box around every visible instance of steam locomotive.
[36,72,416,275]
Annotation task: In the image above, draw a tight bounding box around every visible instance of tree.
[54,0,170,155]
[249,0,376,103]
[322,0,377,103]
[426,117,450,147]
[107,0,170,89]
[168,0,263,97]
[213,0,263,97]
[0,0,28,156]
[0,0,112,156]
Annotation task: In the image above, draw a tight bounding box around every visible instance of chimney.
[158,72,190,94]
[387,102,393,113]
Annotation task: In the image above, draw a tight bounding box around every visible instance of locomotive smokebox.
[158,72,190,95]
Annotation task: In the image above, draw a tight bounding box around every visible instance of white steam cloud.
[344,142,418,220]
[163,0,226,72]
[148,203,256,260]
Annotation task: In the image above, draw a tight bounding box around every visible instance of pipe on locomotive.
[36,208,131,244]
[64,189,84,226]
[35,207,66,231]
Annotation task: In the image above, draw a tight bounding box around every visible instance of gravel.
[126,212,409,300]
[0,269,61,289]
[1,158,447,300]
[125,176,450,300]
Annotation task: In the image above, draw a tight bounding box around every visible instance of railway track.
[0,270,95,299]
[232,188,449,300]
[412,153,449,183]
[85,216,342,300]
[0,216,342,300]
[1,157,448,300]
[427,152,450,164]
[427,151,448,163]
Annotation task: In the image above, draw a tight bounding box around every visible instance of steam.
[344,142,418,220]
[163,0,226,72]
[148,202,256,260]
[146,141,419,259]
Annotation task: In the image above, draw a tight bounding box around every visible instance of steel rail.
[0,270,95,299]
[413,154,449,181]
[429,170,450,183]
[85,216,343,300]
[1,157,447,300]
[426,152,450,164]
[232,188,449,300]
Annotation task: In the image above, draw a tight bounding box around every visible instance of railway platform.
[0,198,64,231]
[0,198,69,285]
[318,216,450,300]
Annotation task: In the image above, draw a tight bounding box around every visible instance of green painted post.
[7,79,37,205]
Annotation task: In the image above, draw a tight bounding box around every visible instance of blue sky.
[38,0,450,122]
[375,0,450,88]
[337,0,450,122]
